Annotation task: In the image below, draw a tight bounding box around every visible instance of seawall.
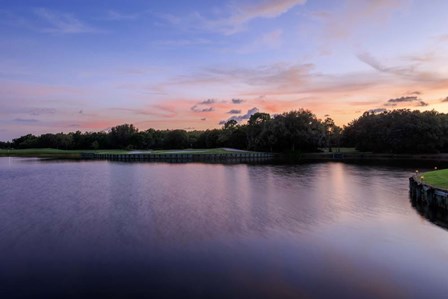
[409,175,448,210]
[80,152,275,163]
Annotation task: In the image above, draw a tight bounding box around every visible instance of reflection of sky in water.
[0,158,448,298]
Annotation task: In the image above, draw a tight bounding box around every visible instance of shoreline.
[299,152,448,163]
[79,152,274,162]
[409,175,448,210]
[3,150,448,163]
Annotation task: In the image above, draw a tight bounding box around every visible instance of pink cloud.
[312,0,409,41]
[159,0,307,35]
[230,0,307,25]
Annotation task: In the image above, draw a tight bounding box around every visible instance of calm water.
[1,157,448,299]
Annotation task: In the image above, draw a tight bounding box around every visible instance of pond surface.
[0,157,447,298]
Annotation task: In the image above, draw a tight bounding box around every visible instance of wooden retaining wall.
[409,176,448,210]
[80,152,275,162]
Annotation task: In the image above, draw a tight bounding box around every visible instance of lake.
[1,157,448,298]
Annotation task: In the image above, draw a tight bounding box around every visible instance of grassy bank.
[0,148,252,158]
[0,148,131,158]
[4,147,448,162]
[421,169,448,189]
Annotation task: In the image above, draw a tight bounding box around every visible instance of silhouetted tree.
[163,130,189,149]
[342,109,448,153]
[110,124,138,149]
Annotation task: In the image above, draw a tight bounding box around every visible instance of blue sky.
[1,0,448,140]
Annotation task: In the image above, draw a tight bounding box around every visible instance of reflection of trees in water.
[410,196,448,231]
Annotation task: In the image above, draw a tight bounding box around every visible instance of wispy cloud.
[367,108,388,114]
[227,109,241,114]
[232,98,245,104]
[34,8,101,34]
[28,108,57,116]
[384,96,428,107]
[348,100,382,106]
[189,98,220,113]
[436,34,448,43]
[146,63,323,110]
[219,107,259,125]
[159,0,306,35]
[154,62,388,100]
[213,63,314,87]
[191,105,214,112]
[229,0,306,28]
[202,107,214,112]
[109,104,178,118]
[237,29,283,53]
[311,0,409,41]
[151,38,212,48]
[103,10,141,21]
[357,50,442,82]
[200,99,216,105]
[13,118,39,123]
[357,51,416,77]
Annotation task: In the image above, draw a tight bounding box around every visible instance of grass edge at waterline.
[0,148,256,159]
[419,169,448,190]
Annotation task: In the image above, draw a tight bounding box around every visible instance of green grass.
[0,148,81,158]
[421,169,448,189]
[95,150,129,154]
[150,148,250,155]
[0,148,128,158]
[0,147,253,158]
[319,147,363,153]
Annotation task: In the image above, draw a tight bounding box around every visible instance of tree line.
[342,109,448,153]
[1,108,448,154]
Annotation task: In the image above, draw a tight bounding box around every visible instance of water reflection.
[1,158,448,298]
[411,198,448,231]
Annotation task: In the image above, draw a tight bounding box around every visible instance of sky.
[1,0,448,140]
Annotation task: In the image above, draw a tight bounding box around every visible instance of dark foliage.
[342,109,448,153]
[0,141,11,149]
[4,109,342,152]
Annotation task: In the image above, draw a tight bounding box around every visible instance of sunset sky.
[1,0,448,140]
